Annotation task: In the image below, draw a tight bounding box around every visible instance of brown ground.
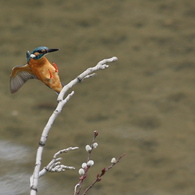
[0,0,195,194]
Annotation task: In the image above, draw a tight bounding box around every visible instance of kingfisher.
[10,46,64,94]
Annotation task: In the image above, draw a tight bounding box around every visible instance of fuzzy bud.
[92,142,98,149]
[85,145,92,152]
[81,163,87,169]
[111,157,117,164]
[87,160,94,167]
[78,168,85,176]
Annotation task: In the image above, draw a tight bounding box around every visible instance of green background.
[0,0,195,194]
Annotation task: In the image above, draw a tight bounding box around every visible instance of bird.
[10,46,64,94]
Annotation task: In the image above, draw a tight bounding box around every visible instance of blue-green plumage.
[26,46,59,62]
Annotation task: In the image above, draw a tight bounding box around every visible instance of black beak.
[47,48,59,53]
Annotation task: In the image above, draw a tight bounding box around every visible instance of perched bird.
[10,46,64,94]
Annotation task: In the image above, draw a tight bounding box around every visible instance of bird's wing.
[10,64,37,93]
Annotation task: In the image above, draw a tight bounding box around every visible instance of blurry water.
[0,141,30,162]
[0,141,32,195]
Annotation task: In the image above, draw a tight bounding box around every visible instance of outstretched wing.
[10,64,37,93]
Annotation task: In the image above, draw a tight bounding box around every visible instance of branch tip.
[112,56,118,61]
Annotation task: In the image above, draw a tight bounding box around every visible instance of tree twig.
[82,153,126,195]
[57,56,118,101]
[30,57,118,195]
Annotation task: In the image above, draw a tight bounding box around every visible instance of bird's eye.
[40,49,47,53]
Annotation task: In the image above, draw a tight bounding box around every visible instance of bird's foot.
[52,62,58,72]
[48,69,55,79]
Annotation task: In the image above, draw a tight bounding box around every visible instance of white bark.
[30,57,118,194]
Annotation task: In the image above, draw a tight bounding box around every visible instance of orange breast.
[29,57,63,93]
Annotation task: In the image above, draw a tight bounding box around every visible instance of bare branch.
[57,57,118,101]
[30,147,79,194]
[82,153,126,195]
[74,131,125,195]
[30,57,118,195]
[74,131,99,195]
[30,92,74,194]
[39,147,79,177]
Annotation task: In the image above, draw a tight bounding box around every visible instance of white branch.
[30,92,74,194]
[57,56,118,101]
[39,147,79,177]
[30,57,118,195]
[30,147,78,192]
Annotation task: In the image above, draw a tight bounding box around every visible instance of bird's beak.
[47,48,59,53]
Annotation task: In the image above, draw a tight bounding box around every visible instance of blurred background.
[0,0,195,194]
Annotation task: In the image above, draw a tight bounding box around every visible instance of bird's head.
[26,46,59,62]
